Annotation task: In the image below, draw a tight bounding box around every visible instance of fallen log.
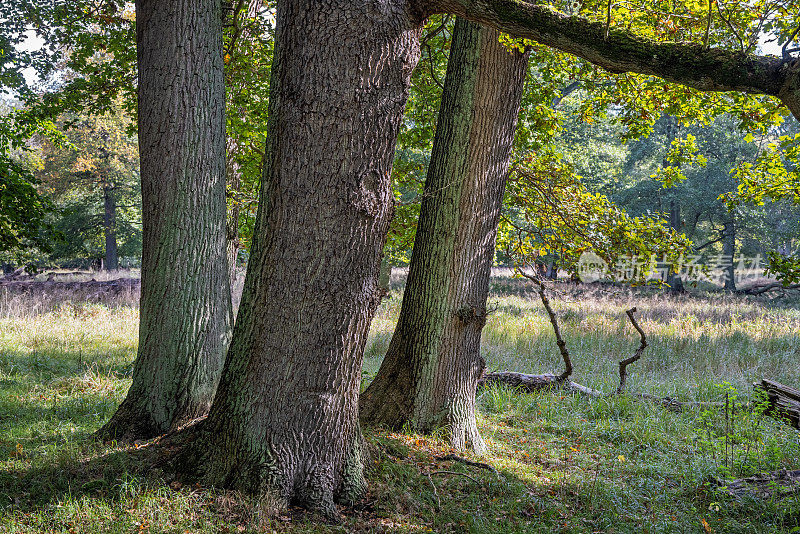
[739,282,800,295]
[754,379,800,429]
[2,266,33,281]
[478,371,602,397]
[478,371,722,411]
[714,469,800,499]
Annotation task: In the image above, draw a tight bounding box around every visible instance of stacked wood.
[0,278,140,292]
[754,379,800,429]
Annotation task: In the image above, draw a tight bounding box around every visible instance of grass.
[1,273,799,532]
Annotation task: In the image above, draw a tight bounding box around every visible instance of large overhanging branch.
[430,0,800,119]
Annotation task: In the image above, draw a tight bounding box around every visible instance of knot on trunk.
[454,305,487,326]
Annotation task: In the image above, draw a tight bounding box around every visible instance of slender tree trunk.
[97,0,232,442]
[359,18,529,453]
[546,261,558,280]
[103,182,119,271]
[175,0,422,517]
[379,255,392,293]
[225,136,242,297]
[660,118,684,292]
[724,215,736,291]
[667,198,684,292]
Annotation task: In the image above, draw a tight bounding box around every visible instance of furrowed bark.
[360,18,529,454]
[430,0,800,119]
[97,0,232,442]
[175,0,422,518]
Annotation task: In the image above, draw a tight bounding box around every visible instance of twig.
[604,0,613,40]
[425,473,441,512]
[617,307,647,394]
[428,471,480,484]
[782,25,800,60]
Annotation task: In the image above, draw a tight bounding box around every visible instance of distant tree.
[32,107,140,269]
[0,157,52,257]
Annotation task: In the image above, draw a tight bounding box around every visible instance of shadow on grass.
[0,440,142,511]
[0,346,133,381]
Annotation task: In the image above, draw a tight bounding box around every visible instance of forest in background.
[2,11,800,290]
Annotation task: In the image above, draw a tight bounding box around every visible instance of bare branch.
[783,25,800,60]
[617,307,647,394]
[432,0,800,119]
[517,269,573,381]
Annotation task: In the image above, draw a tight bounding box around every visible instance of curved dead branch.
[517,270,573,381]
[617,307,648,394]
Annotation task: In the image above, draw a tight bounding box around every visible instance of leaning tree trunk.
[359,18,529,454]
[97,0,232,442]
[102,182,119,271]
[174,0,422,518]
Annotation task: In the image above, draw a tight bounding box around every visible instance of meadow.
[0,272,798,533]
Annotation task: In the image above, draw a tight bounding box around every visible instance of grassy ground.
[1,275,799,533]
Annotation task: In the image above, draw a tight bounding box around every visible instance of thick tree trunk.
[97,0,232,442]
[175,0,422,517]
[657,118,684,292]
[102,182,119,271]
[359,19,528,453]
[724,215,736,291]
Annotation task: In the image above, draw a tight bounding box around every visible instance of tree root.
[436,453,499,478]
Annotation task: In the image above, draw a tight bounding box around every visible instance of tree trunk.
[724,215,736,291]
[666,198,684,292]
[359,18,528,454]
[175,0,422,517]
[225,136,242,298]
[379,254,392,293]
[102,182,119,271]
[659,118,684,292]
[546,261,558,280]
[97,0,232,442]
